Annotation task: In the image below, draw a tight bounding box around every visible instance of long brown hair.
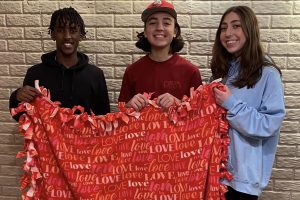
[210,6,281,88]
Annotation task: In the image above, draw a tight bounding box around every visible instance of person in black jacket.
[9,7,110,121]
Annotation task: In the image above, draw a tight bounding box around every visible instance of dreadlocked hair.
[48,7,86,38]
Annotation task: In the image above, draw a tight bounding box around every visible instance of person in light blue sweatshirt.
[210,6,285,200]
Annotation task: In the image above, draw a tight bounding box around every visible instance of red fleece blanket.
[12,82,231,200]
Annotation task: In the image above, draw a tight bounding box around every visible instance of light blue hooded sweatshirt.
[221,60,285,196]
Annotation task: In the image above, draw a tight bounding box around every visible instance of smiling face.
[220,11,246,58]
[144,12,177,52]
[51,19,82,58]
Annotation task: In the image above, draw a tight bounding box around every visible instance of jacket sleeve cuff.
[9,89,21,109]
[222,94,238,111]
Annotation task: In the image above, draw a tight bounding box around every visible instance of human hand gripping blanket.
[11,81,232,200]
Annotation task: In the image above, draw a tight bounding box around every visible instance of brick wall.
[0,0,299,199]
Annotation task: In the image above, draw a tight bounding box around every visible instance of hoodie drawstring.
[61,69,65,92]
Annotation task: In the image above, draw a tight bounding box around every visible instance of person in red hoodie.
[9,7,110,121]
[118,0,202,111]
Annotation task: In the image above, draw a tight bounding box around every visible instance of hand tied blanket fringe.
[11,81,232,200]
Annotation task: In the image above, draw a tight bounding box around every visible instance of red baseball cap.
[141,0,177,22]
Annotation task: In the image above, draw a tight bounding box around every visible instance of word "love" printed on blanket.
[12,81,232,200]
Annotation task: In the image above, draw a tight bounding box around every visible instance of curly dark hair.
[48,7,86,38]
[135,22,184,53]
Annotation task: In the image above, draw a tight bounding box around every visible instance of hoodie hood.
[41,50,89,71]
[228,59,240,78]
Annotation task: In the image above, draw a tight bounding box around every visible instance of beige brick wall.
[0,0,299,199]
